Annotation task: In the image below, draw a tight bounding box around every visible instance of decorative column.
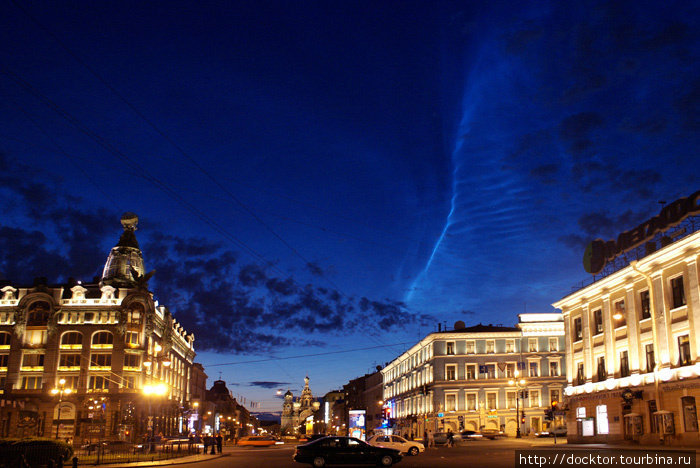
[602,294,615,376]
[685,259,700,362]
[581,303,593,381]
[625,284,641,373]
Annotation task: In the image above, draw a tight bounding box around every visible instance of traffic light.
[521,416,525,424]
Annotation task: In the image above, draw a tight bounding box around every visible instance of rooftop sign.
[583,190,700,274]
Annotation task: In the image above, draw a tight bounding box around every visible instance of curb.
[93,452,228,467]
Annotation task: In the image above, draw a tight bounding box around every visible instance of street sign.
[438,413,444,418]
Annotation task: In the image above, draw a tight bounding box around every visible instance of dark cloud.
[529,164,559,184]
[248,381,289,389]
[559,112,603,155]
[305,262,324,277]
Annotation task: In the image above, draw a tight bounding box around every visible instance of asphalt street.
[166,438,699,468]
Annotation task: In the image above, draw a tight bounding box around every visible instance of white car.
[367,434,425,456]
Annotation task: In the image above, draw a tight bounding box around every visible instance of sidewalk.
[91,452,228,467]
[527,439,700,453]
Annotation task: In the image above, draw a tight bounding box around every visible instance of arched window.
[0,332,11,346]
[27,301,50,325]
[92,331,114,347]
[61,332,83,347]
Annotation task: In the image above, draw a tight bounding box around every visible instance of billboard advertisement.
[348,410,366,440]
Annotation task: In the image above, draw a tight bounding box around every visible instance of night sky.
[1,1,698,416]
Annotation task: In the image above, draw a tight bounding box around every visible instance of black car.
[294,436,402,467]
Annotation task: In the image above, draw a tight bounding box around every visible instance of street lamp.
[508,371,526,438]
[143,383,168,452]
[51,378,72,439]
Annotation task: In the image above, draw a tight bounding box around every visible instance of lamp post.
[143,342,171,451]
[51,378,72,439]
[508,371,526,438]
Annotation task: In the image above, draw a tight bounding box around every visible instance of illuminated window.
[88,376,109,391]
[59,354,80,368]
[466,364,477,380]
[0,332,11,346]
[645,344,655,372]
[486,340,495,353]
[125,331,139,347]
[573,317,582,342]
[26,302,50,325]
[445,393,457,412]
[21,353,44,368]
[92,332,113,347]
[529,362,539,377]
[123,376,136,389]
[466,341,475,354]
[445,364,457,381]
[596,405,609,434]
[466,393,477,411]
[445,341,455,355]
[614,301,626,327]
[486,392,497,410]
[90,354,112,368]
[20,376,42,389]
[61,332,82,347]
[506,363,516,378]
[577,363,585,385]
[620,351,629,377]
[549,338,558,352]
[528,339,538,352]
[671,276,686,309]
[506,391,517,409]
[549,361,559,376]
[593,309,603,334]
[124,354,140,368]
[530,390,540,408]
[639,290,651,320]
[0,354,7,367]
[62,375,79,390]
[679,335,691,366]
[596,356,606,382]
[576,407,586,418]
[506,340,515,353]
[550,389,560,406]
[25,329,47,346]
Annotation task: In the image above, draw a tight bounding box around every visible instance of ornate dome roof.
[101,213,146,288]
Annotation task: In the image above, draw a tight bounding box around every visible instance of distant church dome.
[101,213,146,288]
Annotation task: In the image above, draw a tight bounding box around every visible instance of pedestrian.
[427,430,434,448]
[410,432,414,441]
[216,433,223,454]
[423,430,427,443]
[203,434,209,454]
[447,429,454,448]
[210,436,216,455]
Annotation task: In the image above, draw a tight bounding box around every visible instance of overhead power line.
[206,342,414,367]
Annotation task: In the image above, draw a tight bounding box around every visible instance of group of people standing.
[189,433,223,454]
[422,429,455,448]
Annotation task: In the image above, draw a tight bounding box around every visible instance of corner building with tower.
[0,213,198,443]
[554,194,700,446]
[381,315,566,438]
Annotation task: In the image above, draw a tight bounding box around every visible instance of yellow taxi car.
[238,435,283,446]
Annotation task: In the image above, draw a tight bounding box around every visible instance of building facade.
[554,227,700,446]
[381,315,566,438]
[281,376,320,435]
[0,213,198,443]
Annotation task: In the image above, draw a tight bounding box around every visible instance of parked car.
[293,436,402,467]
[367,434,424,456]
[238,435,279,446]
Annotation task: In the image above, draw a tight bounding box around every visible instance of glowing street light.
[51,378,72,439]
[508,370,527,438]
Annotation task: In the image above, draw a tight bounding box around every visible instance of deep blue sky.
[0,0,697,415]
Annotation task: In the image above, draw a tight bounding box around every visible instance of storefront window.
[596,405,609,435]
[682,396,698,432]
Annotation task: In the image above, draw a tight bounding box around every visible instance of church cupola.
[101,213,146,288]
